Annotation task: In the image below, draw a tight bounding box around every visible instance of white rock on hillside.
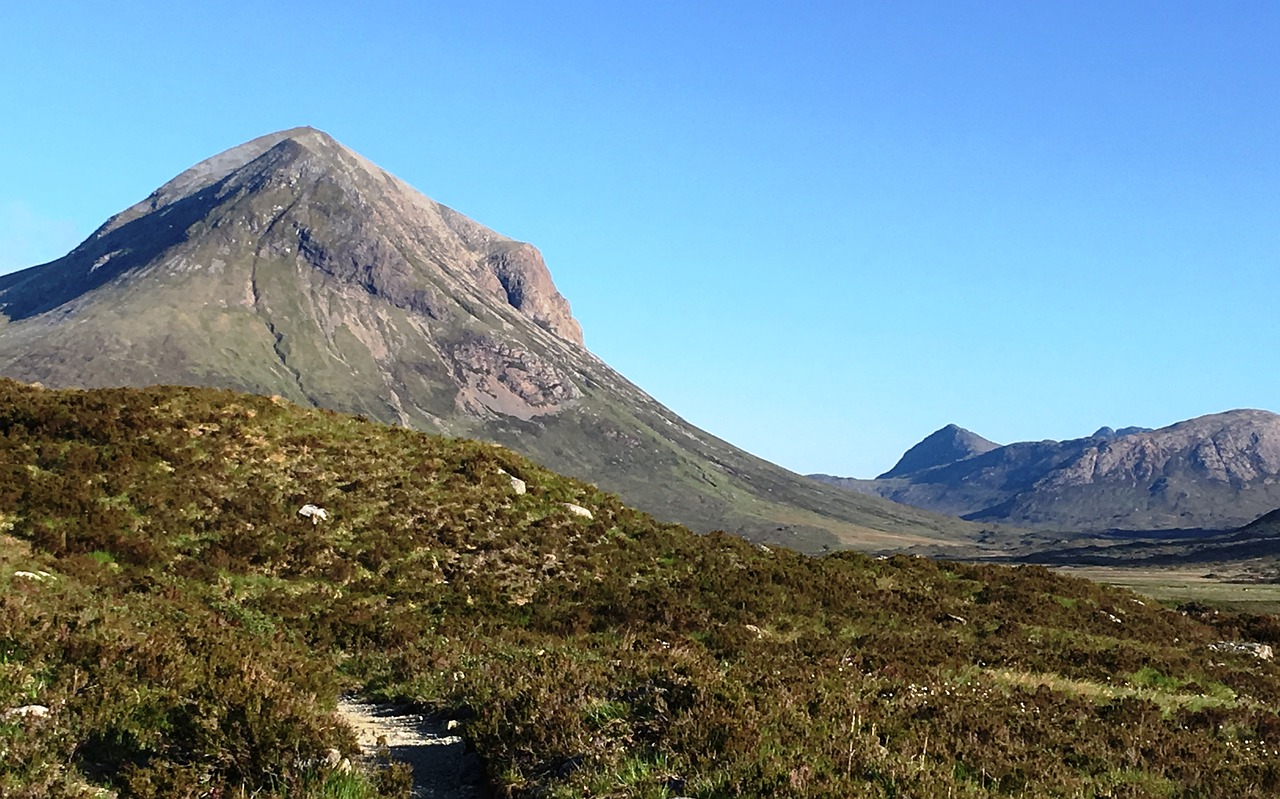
[1210,641,1274,660]
[562,503,593,519]
[298,504,329,524]
[13,570,55,582]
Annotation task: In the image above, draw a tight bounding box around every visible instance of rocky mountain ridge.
[812,410,1280,532]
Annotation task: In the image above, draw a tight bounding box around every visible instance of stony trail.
[337,698,487,799]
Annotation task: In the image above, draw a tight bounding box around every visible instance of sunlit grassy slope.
[4,380,1280,797]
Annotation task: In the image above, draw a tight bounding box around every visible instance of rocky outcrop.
[451,334,581,420]
[1210,642,1275,661]
[1092,426,1151,439]
[482,242,583,345]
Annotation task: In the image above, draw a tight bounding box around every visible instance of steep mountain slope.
[0,127,985,552]
[5,381,1280,798]
[814,411,1280,532]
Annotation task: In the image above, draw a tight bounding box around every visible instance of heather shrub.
[2,380,1280,797]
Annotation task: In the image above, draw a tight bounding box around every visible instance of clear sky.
[2,1,1277,477]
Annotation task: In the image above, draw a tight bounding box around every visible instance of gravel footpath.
[337,698,487,799]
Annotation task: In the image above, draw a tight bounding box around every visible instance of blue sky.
[2,1,1277,477]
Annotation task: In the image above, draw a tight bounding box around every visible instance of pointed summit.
[878,424,999,479]
[101,127,340,230]
[0,126,583,344]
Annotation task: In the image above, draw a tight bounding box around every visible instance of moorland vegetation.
[3,380,1280,797]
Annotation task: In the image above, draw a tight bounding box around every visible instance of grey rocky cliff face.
[1041,411,1280,489]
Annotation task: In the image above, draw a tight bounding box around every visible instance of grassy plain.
[1056,566,1280,614]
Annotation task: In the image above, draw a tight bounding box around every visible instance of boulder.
[498,468,527,494]
[562,503,593,519]
[322,748,352,773]
[298,504,329,524]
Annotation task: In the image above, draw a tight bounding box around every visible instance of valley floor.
[1055,566,1280,614]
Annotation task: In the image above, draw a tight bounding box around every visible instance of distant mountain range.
[0,127,988,553]
[811,411,1280,532]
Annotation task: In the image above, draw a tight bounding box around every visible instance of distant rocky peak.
[878,424,999,479]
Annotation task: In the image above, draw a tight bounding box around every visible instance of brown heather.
[3,380,1280,797]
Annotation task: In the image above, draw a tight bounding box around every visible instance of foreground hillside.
[4,381,1280,797]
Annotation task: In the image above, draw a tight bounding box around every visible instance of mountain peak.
[878,424,999,479]
[0,128,989,551]
[1,127,585,346]
[847,408,1280,531]
[95,127,354,237]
